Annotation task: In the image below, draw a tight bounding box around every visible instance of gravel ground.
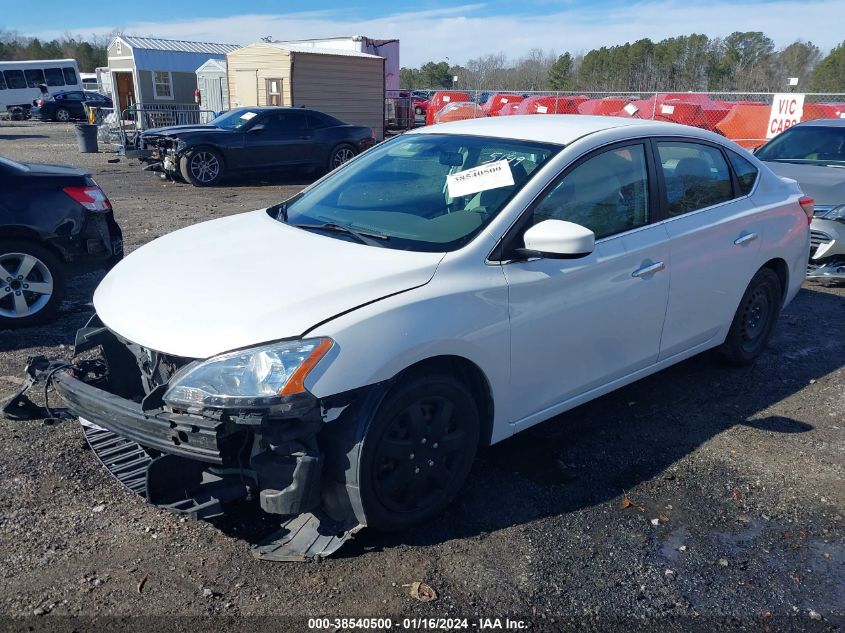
[0,121,842,631]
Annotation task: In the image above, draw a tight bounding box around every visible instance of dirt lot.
[0,120,842,631]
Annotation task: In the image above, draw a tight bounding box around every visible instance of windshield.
[278,133,560,252]
[756,126,845,166]
[210,109,261,130]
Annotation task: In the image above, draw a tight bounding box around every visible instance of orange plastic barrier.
[483,93,524,116]
[425,91,471,125]
[714,104,771,148]
[514,95,588,115]
[578,98,629,115]
[433,102,487,124]
[802,103,845,121]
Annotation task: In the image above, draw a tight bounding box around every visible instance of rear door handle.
[734,232,758,246]
[631,261,666,278]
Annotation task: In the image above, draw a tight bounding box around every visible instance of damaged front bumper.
[2,326,378,561]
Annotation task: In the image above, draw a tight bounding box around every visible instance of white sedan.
[13,115,811,560]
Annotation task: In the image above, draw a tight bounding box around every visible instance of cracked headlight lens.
[164,338,332,409]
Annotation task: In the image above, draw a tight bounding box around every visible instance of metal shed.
[195,58,229,115]
[226,43,385,140]
[107,36,239,116]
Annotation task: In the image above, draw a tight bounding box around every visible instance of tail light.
[799,196,814,224]
[63,186,112,211]
[36,99,44,107]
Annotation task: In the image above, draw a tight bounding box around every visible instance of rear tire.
[0,240,65,329]
[358,372,479,531]
[179,147,224,186]
[327,143,357,172]
[54,107,71,123]
[716,268,782,366]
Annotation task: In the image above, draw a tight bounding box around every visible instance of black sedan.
[30,91,113,123]
[135,107,375,186]
[0,156,123,328]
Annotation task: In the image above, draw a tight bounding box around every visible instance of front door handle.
[631,261,666,278]
[734,232,758,246]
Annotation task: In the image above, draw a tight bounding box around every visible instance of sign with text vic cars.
[767,93,805,138]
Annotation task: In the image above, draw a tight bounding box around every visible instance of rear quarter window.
[728,151,759,196]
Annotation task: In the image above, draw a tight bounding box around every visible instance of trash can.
[74,123,99,153]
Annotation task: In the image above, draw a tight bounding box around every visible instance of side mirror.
[519,219,595,259]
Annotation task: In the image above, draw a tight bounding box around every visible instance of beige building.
[226,43,385,140]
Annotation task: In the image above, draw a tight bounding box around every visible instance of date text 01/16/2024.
[307,617,528,630]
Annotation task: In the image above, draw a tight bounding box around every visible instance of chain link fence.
[390,90,845,148]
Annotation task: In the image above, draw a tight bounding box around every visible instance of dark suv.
[0,156,123,328]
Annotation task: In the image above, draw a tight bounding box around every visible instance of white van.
[0,59,82,115]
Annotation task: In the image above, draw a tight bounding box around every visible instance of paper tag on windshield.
[240,112,258,120]
[447,160,514,198]
[536,105,548,114]
[661,104,675,115]
[623,103,639,115]
[443,95,451,102]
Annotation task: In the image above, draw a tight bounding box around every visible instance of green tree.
[548,52,573,90]
[811,41,845,91]
[419,61,453,88]
[400,67,421,89]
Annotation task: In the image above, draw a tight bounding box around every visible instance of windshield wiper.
[291,222,390,246]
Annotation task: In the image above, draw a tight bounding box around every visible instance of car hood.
[763,161,845,207]
[93,210,445,358]
[141,124,219,138]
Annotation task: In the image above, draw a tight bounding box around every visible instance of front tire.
[717,268,782,366]
[54,107,71,123]
[179,147,224,186]
[0,240,65,329]
[327,144,357,172]
[358,373,479,531]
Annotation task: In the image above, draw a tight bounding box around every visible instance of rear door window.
[4,70,26,90]
[24,69,45,88]
[656,141,733,216]
[44,67,65,87]
[62,67,78,85]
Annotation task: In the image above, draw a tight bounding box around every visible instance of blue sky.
[5,0,844,66]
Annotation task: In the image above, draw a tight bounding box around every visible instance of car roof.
[409,114,724,146]
[792,118,845,128]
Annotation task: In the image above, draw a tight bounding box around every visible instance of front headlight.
[818,204,845,221]
[164,338,333,409]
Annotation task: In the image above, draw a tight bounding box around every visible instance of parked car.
[412,96,429,116]
[135,107,376,186]
[30,90,112,122]
[755,118,845,281]
[7,116,809,560]
[0,156,122,328]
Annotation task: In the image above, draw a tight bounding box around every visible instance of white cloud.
[30,0,845,67]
